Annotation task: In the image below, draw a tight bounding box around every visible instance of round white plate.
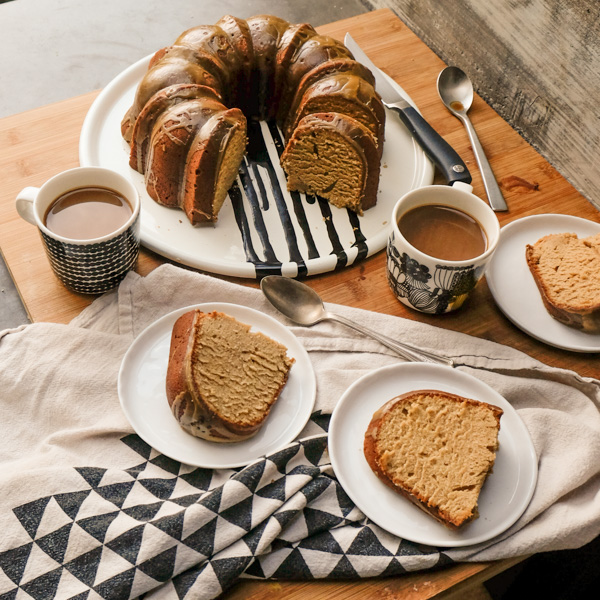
[329,363,537,548]
[79,55,434,278]
[486,214,600,352]
[118,303,316,469]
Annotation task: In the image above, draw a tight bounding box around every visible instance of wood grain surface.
[0,8,598,597]
[368,0,600,210]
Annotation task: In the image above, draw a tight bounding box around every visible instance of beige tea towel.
[0,264,598,599]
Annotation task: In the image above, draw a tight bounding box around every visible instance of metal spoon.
[260,275,454,368]
[437,66,508,212]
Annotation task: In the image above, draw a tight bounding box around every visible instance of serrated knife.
[345,33,472,186]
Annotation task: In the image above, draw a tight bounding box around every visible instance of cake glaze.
[122,15,385,223]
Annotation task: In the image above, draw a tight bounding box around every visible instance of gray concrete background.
[0,0,370,119]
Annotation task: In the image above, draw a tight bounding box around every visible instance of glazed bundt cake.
[121,14,385,223]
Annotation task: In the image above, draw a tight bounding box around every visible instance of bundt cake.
[526,232,600,332]
[166,309,295,442]
[364,390,503,529]
[121,14,385,223]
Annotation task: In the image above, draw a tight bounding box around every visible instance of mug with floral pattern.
[387,182,500,314]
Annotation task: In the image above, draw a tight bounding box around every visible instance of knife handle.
[386,103,472,185]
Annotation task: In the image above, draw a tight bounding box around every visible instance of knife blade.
[344,33,471,186]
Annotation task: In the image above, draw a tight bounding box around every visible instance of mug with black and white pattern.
[16,167,140,294]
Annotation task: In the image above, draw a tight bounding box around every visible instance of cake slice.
[144,98,247,224]
[284,72,385,148]
[128,83,223,174]
[277,58,375,130]
[525,232,600,332]
[364,390,503,529]
[166,310,294,442]
[280,112,381,214]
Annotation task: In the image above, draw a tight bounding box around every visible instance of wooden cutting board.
[0,9,598,597]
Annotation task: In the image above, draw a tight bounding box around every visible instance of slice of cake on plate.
[364,389,502,529]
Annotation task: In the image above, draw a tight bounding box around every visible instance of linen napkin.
[0,263,598,599]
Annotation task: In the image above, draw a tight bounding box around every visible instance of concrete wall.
[0,0,369,119]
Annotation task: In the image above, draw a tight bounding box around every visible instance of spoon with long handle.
[437,66,508,212]
[260,275,454,368]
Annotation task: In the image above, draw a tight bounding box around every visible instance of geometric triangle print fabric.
[0,433,443,599]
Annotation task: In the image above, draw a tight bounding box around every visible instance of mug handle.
[450,181,474,194]
[15,187,40,226]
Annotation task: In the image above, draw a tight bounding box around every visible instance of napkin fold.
[0,264,598,599]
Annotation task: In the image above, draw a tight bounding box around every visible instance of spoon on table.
[437,66,508,212]
[260,275,454,368]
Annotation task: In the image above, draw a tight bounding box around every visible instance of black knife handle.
[387,104,472,185]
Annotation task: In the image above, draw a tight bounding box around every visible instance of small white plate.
[486,214,600,352]
[329,363,537,548]
[79,55,434,279]
[118,303,316,469]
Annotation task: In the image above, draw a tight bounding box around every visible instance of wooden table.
[0,8,597,599]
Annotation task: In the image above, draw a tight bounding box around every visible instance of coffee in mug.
[16,167,141,294]
[398,204,487,261]
[387,182,500,314]
[44,186,133,240]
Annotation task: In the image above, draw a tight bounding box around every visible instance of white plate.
[118,303,316,469]
[329,363,537,548]
[79,55,434,278]
[486,214,600,352]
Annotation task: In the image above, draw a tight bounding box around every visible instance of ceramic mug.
[16,167,141,294]
[387,182,500,314]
